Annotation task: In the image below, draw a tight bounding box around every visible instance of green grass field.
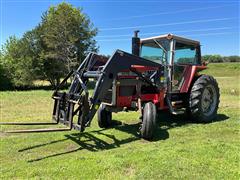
[0,63,239,179]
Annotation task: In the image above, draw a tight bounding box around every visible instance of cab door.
[172,42,199,92]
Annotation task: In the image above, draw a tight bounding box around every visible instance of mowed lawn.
[0,63,239,179]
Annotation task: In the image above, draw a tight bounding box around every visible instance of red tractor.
[3,31,220,140]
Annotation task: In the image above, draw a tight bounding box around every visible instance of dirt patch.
[124,165,136,176]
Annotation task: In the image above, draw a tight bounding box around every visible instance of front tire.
[140,102,157,140]
[188,75,220,122]
[97,104,112,128]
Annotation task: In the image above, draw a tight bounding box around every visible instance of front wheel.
[188,75,220,122]
[97,104,112,128]
[140,102,157,140]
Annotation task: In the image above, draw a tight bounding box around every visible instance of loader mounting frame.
[52,50,161,132]
[2,50,161,133]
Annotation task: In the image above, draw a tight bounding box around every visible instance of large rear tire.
[188,75,220,122]
[97,104,112,128]
[140,102,157,140]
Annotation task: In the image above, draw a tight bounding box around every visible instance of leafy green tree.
[1,36,36,87]
[39,2,98,87]
[202,55,240,63]
[1,2,98,88]
[223,56,240,62]
[1,31,44,88]
[0,49,13,90]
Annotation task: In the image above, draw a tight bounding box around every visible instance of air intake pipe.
[132,30,140,56]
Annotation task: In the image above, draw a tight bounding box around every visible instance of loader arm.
[52,50,161,132]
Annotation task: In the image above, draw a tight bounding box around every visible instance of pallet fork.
[1,50,160,133]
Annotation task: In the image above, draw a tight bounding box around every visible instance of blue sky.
[0,0,239,56]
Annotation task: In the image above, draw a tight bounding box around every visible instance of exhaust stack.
[132,30,140,56]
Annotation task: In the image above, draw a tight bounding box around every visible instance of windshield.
[140,39,170,64]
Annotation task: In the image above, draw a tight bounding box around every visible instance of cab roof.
[141,34,200,46]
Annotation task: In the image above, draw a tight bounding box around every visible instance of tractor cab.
[140,34,201,65]
[140,34,205,93]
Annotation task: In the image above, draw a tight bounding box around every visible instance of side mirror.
[202,61,209,66]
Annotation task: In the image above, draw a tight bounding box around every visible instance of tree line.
[0,2,98,90]
[202,55,240,63]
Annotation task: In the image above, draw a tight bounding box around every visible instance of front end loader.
[1,31,220,140]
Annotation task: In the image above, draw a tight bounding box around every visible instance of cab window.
[141,39,169,64]
[174,42,198,64]
[141,46,165,64]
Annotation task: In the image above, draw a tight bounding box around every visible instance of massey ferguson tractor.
[2,31,220,140]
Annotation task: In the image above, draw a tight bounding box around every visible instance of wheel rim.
[201,84,217,116]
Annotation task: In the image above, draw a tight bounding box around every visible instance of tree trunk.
[48,78,56,89]
[56,78,60,87]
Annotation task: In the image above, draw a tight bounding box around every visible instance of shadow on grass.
[21,112,229,163]
[157,112,229,130]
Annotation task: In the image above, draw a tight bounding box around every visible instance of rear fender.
[180,65,207,93]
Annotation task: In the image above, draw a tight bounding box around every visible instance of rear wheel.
[97,104,112,128]
[140,102,157,140]
[188,75,220,122]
